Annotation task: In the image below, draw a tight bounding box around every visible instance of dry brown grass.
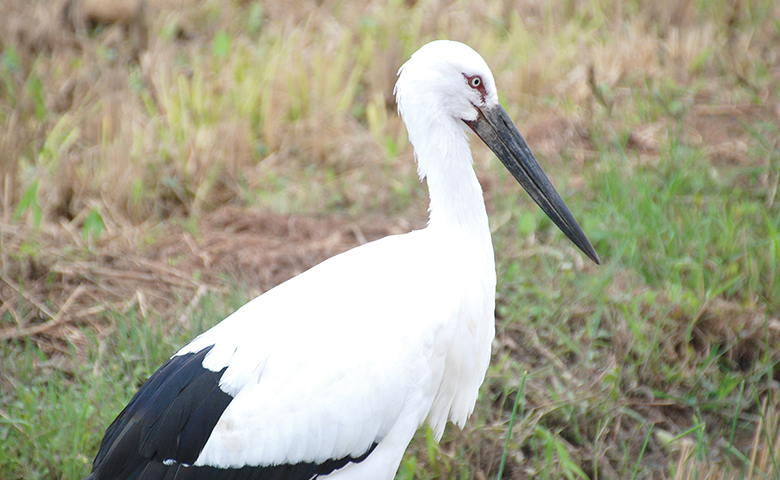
[1,0,779,478]
[0,206,418,358]
[670,398,780,480]
[2,0,778,220]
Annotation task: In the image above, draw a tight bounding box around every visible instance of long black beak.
[465,104,600,265]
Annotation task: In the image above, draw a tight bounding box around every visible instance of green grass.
[1,0,780,478]
[0,289,250,479]
[485,132,779,477]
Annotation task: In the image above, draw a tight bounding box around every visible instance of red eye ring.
[464,74,487,103]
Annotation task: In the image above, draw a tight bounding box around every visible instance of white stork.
[84,40,599,480]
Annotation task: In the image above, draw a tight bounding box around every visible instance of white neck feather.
[412,119,490,238]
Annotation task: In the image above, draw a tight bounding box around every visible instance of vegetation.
[1,0,778,478]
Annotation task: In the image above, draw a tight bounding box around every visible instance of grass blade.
[496,370,527,480]
[728,380,746,463]
[630,424,654,480]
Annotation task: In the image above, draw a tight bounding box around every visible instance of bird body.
[85,40,598,480]
[182,225,494,478]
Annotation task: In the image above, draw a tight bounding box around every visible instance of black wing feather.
[139,444,378,480]
[90,346,232,480]
[86,345,378,480]
[174,379,235,463]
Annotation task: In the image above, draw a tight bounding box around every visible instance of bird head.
[395,40,600,265]
[395,40,499,125]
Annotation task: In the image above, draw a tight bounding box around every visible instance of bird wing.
[89,232,460,480]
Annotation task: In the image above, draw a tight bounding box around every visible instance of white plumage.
[85,40,598,480]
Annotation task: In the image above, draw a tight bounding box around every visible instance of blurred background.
[1,0,778,479]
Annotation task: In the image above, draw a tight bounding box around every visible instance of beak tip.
[580,237,600,265]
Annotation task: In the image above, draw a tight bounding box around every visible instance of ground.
[1,0,779,479]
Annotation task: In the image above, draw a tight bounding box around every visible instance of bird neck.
[416,122,491,238]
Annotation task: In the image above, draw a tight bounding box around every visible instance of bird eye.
[469,76,482,88]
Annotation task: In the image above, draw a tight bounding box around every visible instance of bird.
[84,40,600,480]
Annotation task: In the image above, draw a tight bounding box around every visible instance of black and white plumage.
[84,40,598,480]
